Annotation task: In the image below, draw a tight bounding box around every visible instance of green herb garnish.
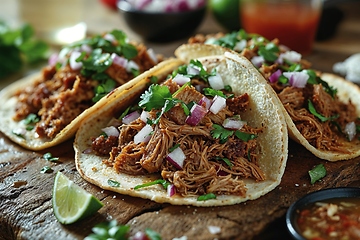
[134,179,170,190]
[108,179,120,187]
[40,166,53,174]
[197,193,216,201]
[308,164,326,184]
[308,100,339,122]
[211,124,234,143]
[43,152,59,162]
[234,131,257,142]
[84,220,131,240]
[215,157,233,168]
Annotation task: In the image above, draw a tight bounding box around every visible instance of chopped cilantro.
[308,164,326,184]
[108,179,120,187]
[139,84,172,111]
[211,124,234,143]
[234,131,257,142]
[84,220,130,240]
[308,100,339,122]
[197,193,216,201]
[23,113,40,130]
[43,152,59,162]
[134,179,170,190]
[40,166,53,174]
[257,42,279,62]
[215,157,233,168]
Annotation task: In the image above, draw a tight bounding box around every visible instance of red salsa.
[296,198,360,240]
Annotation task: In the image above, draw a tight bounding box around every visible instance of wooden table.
[1,1,360,239]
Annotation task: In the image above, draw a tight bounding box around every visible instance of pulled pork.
[13,43,161,139]
[92,79,264,197]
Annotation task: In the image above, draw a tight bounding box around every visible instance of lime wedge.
[52,171,103,224]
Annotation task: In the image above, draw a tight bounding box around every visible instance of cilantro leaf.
[309,164,326,184]
[134,179,170,190]
[139,84,172,111]
[197,193,216,201]
[43,152,59,162]
[234,131,257,142]
[211,124,234,143]
[108,179,120,187]
[308,100,339,122]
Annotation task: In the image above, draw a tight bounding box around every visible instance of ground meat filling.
[13,43,160,139]
[91,78,265,197]
[189,33,359,153]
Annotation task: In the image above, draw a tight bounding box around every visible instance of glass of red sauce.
[240,0,323,55]
[286,187,360,240]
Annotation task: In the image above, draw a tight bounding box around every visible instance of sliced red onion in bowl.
[134,124,153,144]
[166,147,186,170]
[210,95,226,114]
[173,74,191,86]
[167,184,176,197]
[101,126,119,137]
[345,121,356,141]
[185,103,208,126]
[269,69,282,83]
[122,111,140,124]
[69,51,83,70]
[208,73,224,90]
[222,115,246,130]
[283,70,309,88]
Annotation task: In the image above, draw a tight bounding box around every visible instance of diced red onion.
[101,126,119,137]
[345,122,356,141]
[283,70,309,88]
[185,103,208,126]
[111,53,128,68]
[103,33,116,43]
[177,0,191,11]
[166,147,186,169]
[134,0,152,10]
[214,165,228,176]
[277,50,302,64]
[198,96,211,110]
[48,53,58,66]
[122,111,140,124]
[81,44,92,53]
[208,73,224,90]
[167,184,176,197]
[134,124,153,144]
[82,148,93,154]
[140,110,151,123]
[131,231,148,240]
[209,95,226,114]
[69,51,83,70]
[222,116,246,130]
[269,69,282,83]
[251,55,265,68]
[173,74,191,86]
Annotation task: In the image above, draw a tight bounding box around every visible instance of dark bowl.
[286,187,360,240]
[117,0,207,42]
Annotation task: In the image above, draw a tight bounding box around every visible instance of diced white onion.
[166,147,186,169]
[208,226,221,234]
[185,103,208,126]
[81,44,92,53]
[173,74,191,86]
[69,51,83,70]
[283,70,309,88]
[134,124,153,144]
[269,69,282,83]
[277,50,302,64]
[233,39,247,52]
[208,73,224,90]
[251,55,265,68]
[222,116,246,130]
[101,126,119,137]
[126,60,139,72]
[48,53,58,66]
[122,111,140,124]
[140,110,151,123]
[103,33,116,43]
[187,65,200,75]
[345,122,356,141]
[209,95,226,114]
[147,48,158,64]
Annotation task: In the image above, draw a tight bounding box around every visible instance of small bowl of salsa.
[286,187,360,240]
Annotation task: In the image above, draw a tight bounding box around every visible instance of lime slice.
[52,171,103,224]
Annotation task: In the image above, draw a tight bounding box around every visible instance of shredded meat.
[92,78,265,197]
[13,43,161,139]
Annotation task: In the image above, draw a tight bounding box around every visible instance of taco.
[74,51,288,207]
[178,29,360,161]
[0,30,163,150]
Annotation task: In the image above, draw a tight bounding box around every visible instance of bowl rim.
[117,0,207,15]
[285,187,360,240]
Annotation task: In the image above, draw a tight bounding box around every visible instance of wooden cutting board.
[1,131,359,240]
